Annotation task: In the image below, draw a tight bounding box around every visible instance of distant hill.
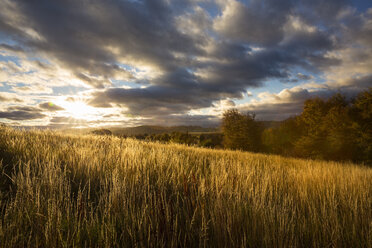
[110,125,218,136]
[8,122,280,136]
[110,122,281,136]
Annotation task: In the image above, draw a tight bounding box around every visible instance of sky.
[0,0,371,128]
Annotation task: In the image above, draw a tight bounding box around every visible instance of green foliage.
[262,89,372,164]
[350,89,372,163]
[170,131,197,145]
[262,117,302,155]
[294,91,371,162]
[0,127,371,247]
[222,109,263,152]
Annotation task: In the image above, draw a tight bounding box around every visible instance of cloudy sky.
[0,0,371,128]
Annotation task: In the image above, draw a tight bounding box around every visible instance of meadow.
[0,127,371,247]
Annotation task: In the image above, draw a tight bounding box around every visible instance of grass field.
[0,127,371,247]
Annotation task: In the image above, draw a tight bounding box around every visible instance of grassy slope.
[0,127,371,247]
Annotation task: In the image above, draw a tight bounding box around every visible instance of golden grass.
[0,127,371,247]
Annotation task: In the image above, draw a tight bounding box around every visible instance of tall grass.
[0,127,371,247]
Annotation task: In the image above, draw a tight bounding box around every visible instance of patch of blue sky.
[265,79,297,92]
[28,56,51,65]
[0,53,21,66]
[116,62,135,71]
[52,85,88,95]
[29,98,43,105]
[0,35,18,45]
[186,67,195,74]
[237,0,250,7]
[233,90,259,105]
[352,0,372,12]
[197,1,221,18]
[111,79,139,88]
[264,74,321,92]
[8,82,26,90]
[0,82,12,92]
[233,70,324,105]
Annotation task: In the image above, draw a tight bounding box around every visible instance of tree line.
[91,88,371,164]
[222,88,371,164]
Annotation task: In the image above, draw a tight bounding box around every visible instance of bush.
[91,129,112,136]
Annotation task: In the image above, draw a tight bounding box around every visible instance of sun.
[58,100,98,120]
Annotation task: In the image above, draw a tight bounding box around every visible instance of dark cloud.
[38,102,64,111]
[0,106,45,120]
[88,86,217,116]
[296,73,314,81]
[74,73,110,89]
[79,0,369,118]
[214,0,293,45]
[333,74,372,93]
[0,43,24,53]
[285,73,314,83]
[87,42,329,116]
[297,0,352,25]
[0,0,200,87]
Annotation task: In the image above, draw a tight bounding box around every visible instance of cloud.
[0,53,86,89]
[0,106,45,120]
[236,87,320,120]
[0,0,200,87]
[0,43,25,53]
[11,84,53,94]
[88,85,214,116]
[214,0,292,45]
[44,116,89,129]
[236,76,370,121]
[38,102,64,111]
[0,0,371,125]
[330,74,372,89]
[296,73,314,81]
[0,92,23,103]
[49,116,86,124]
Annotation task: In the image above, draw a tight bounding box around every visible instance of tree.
[262,117,302,155]
[322,95,357,161]
[91,129,112,136]
[251,89,371,164]
[350,88,372,163]
[293,93,365,161]
[222,109,263,152]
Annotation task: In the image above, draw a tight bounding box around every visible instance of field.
[0,127,371,247]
